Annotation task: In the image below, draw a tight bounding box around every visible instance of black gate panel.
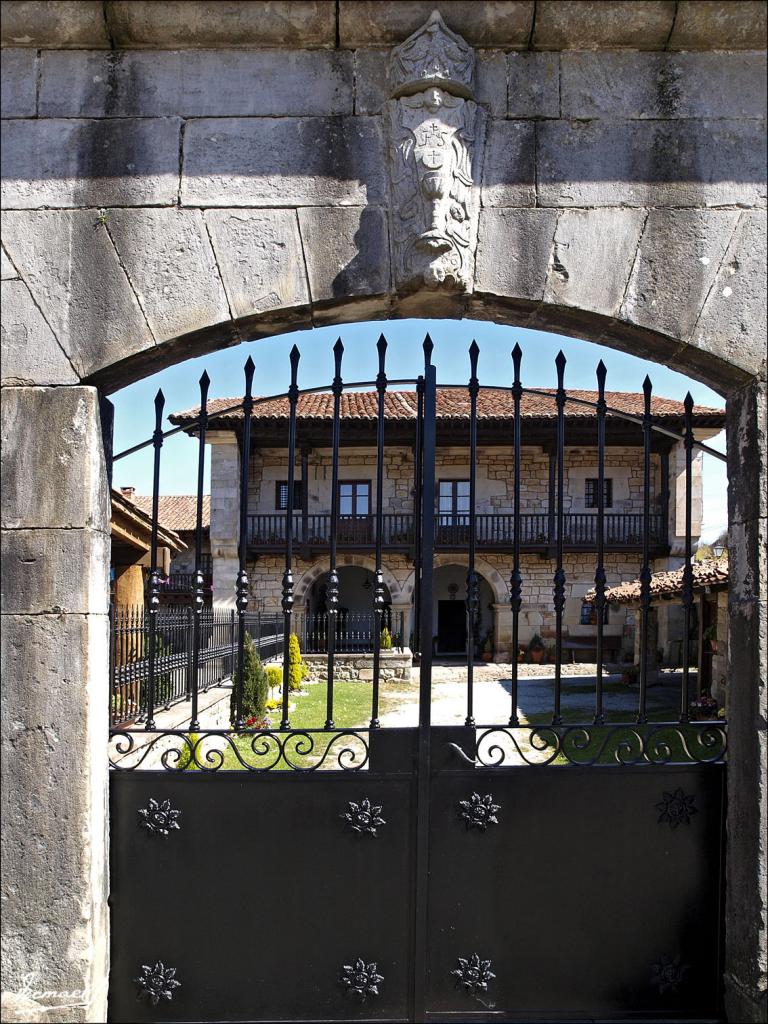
[109,764,416,1023]
[425,753,725,1021]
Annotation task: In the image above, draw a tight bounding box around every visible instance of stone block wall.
[1,4,766,1022]
[302,650,413,682]
[245,444,685,518]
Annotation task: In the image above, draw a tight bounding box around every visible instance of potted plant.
[481,632,494,662]
[703,625,718,654]
[621,663,639,686]
[689,692,718,720]
[528,634,546,664]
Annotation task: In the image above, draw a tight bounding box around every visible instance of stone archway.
[1,6,765,1022]
[294,555,406,608]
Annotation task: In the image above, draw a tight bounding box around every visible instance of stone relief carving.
[386,11,485,293]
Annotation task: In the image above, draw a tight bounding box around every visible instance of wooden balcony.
[247,513,668,555]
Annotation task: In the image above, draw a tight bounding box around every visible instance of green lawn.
[219,678,405,770]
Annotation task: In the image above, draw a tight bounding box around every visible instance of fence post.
[229,609,236,679]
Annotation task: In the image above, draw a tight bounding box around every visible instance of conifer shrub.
[288,632,309,692]
[380,627,393,650]
[230,634,269,726]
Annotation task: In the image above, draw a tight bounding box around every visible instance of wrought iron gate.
[108,336,727,1023]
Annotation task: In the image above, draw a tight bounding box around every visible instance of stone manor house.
[171,386,725,665]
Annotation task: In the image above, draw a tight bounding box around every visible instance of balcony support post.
[546,444,556,553]
[300,443,309,549]
[660,449,670,546]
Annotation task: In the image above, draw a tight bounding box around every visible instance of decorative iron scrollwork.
[341,798,386,837]
[134,962,180,1005]
[452,954,496,995]
[138,798,181,836]
[458,792,500,831]
[651,954,689,994]
[340,958,384,1001]
[656,788,697,829]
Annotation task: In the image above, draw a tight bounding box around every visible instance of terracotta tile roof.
[586,558,729,604]
[110,489,184,552]
[170,389,725,427]
[132,494,210,533]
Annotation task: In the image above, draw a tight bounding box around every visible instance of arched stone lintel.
[401,554,509,607]
[80,288,758,399]
[294,555,406,606]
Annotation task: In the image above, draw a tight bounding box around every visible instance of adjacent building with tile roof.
[118,488,213,606]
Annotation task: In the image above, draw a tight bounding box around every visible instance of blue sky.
[110,319,728,542]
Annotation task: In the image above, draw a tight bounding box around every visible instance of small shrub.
[230,634,269,726]
[380,627,393,650]
[288,633,308,692]
[175,733,199,771]
[266,665,282,690]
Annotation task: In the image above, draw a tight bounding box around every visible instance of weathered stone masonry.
[1,3,766,1022]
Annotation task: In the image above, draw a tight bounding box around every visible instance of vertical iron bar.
[594,360,607,725]
[108,603,115,726]
[324,340,344,730]
[552,352,566,726]
[638,375,653,724]
[234,357,255,730]
[280,346,300,731]
[413,346,436,1024]
[465,341,479,727]
[509,343,523,726]
[412,374,425,657]
[681,393,695,721]
[145,389,165,731]
[189,371,209,731]
[370,334,388,728]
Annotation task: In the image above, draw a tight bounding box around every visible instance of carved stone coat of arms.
[386,11,486,293]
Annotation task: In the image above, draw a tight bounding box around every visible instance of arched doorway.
[432,563,494,657]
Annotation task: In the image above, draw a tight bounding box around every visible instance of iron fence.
[301,609,406,654]
[109,606,283,727]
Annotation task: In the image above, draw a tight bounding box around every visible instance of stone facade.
[203,438,710,663]
[1,4,766,1022]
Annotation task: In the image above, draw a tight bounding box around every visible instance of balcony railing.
[160,572,213,593]
[247,512,667,551]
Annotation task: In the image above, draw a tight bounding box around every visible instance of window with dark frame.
[275,480,303,511]
[438,479,470,524]
[585,478,613,509]
[338,480,370,518]
[580,599,609,626]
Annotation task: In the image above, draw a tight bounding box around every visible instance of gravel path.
[378,665,690,728]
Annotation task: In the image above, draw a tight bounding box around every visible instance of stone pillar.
[492,602,512,662]
[1,387,110,1023]
[208,431,240,609]
[669,438,704,556]
[390,602,413,650]
[724,378,768,1024]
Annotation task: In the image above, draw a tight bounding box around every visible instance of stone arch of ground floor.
[294,555,408,608]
